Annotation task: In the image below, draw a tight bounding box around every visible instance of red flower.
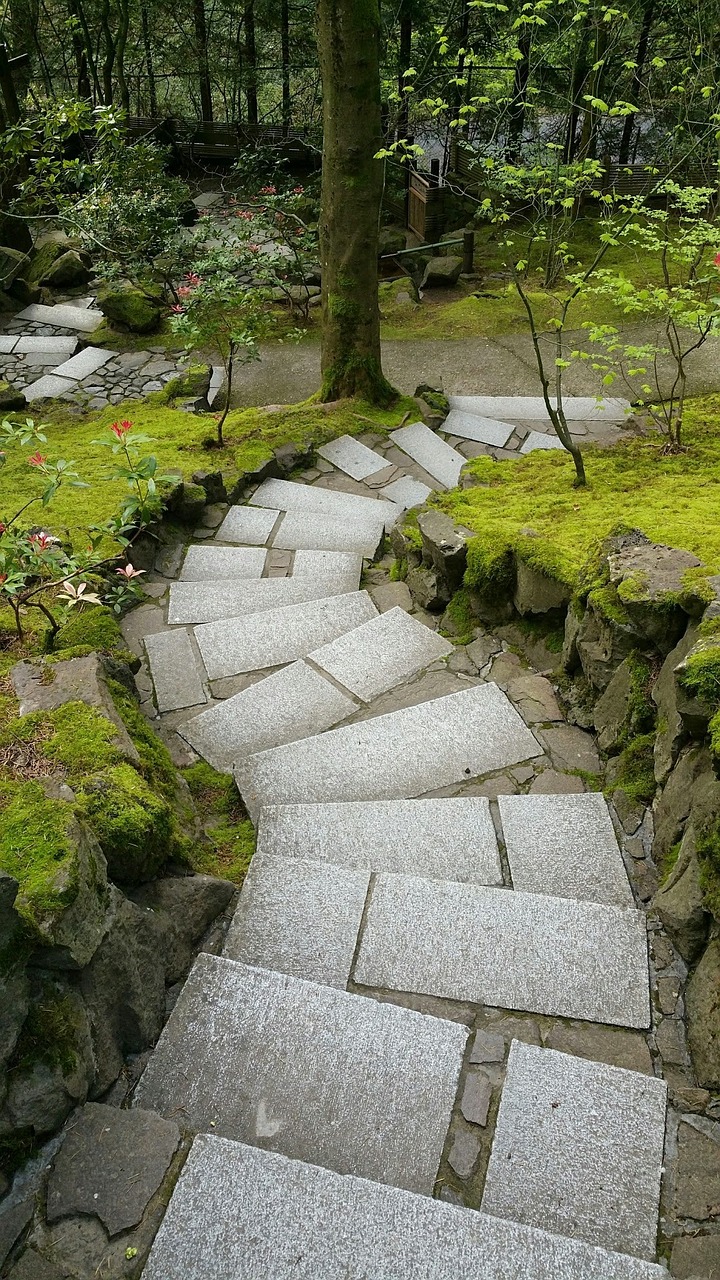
[714,250,720,270]
[28,451,47,467]
[293,186,304,194]
[0,523,5,534]
[110,420,132,440]
[177,285,192,298]
[236,210,254,221]
[259,185,277,195]
[185,272,201,285]
[170,304,185,314]
[0,573,7,585]
[248,243,261,253]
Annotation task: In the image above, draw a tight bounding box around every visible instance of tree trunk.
[506,22,531,159]
[281,0,291,127]
[244,0,258,125]
[618,0,655,164]
[397,2,412,142]
[193,0,213,120]
[141,2,158,115]
[563,15,592,162]
[317,0,395,404]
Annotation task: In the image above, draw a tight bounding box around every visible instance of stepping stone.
[194,591,378,680]
[520,430,565,454]
[498,793,634,907]
[380,475,433,509]
[168,573,360,625]
[180,545,267,580]
[23,374,77,401]
[481,1041,667,1260]
[144,1135,669,1280]
[14,303,104,332]
[354,876,650,1028]
[442,409,515,447]
[0,336,17,353]
[317,434,387,480]
[216,505,280,545]
[144,629,206,713]
[13,335,78,354]
[256,797,504,884]
[272,509,385,557]
[133,953,467,1194]
[449,394,630,422]
[292,549,362,584]
[250,477,399,529]
[236,684,543,818]
[389,421,465,489]
[224,856,370,987]
[193,191,223,209]
[52,346,117,380]
[180,660,357,772]
[309,606,453,701]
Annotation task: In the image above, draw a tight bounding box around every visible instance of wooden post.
[0,46,28,124]
[429,158,440,188]
[404,134,414,229]
[462,230,475,274]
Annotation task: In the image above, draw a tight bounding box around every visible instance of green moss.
[659,840,682,887]
[679,644,720,705]
[97,284,162,334]
[694,818,720,921]
[107,678,177,798]
[465,535,515,597]
[26,240,63,283]
[618,652,657,749]
[389,558,407,581]
[74,763,173,882]
[606,733,657,805]
[183,761,255,884]
[43,702,125,779]
[10,987,83,1075]
[52,606,124,655]
[152,363,211,405]
[443,588,476,643]
[0,784,77,927]
[587,584,636,630]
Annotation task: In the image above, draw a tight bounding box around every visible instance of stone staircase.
[134,404,669,1279]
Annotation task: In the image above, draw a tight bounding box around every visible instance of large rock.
[0,214,32,253]
[11,654,139,765]
[378,226,406,256]
[594,659,634,753]
[513,560,571,617]
[607,535,703,651]
[41,250,91,288]
[379,278,419,311]
[75,764,176,886]
[406,565,448,612]
[670,1233,720,1278]
[23,808,111,971]
[96,284,162,334]
[574,589,643,690]
[26,241,64,284]
[686,940,720,1089]
[421,256,462,288]
[0,981,95,1138]
[652,825,710,963]
[652,625,700,784]
[0,245,29,286]
[417,510,469,595]
[0,965,29,1071]
[0,381,27,412]
[129,874,235,982]
[672,1120,720,1220]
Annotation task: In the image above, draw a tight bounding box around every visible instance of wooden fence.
[407,170,449,241]
[123,117,317,164]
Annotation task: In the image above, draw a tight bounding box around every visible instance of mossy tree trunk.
[317,0,395,405]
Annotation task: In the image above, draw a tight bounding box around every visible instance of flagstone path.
[117,409,687,1277]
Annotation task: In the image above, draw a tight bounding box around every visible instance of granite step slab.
[379,475,434,509]
[250,477,400,529]
[168,572,360,625]
[14,303,104,332]
[215,505,280,546]
[133,953,467,1194]
[449,394,630,422]
[271,508,385,557]
[317,433,388,480]
[223,855,370,987]
[354,875,650,1029]
[389,421,465,488]
[179,660,357,773]
[23,374,77,401]
[12,336,78,354]
[52,345,117,380]
[179,545,268,580]
[144,628,206,713]
[291,549,363,585]
[143,1135,669,1280]
[236,683,543,818]
[0,336,17,353]
[498,793,634,907]
[441,409,515,447]
[520,430,565,454]
[194,591,378,681]
[481,1041,667,1260]
[256,797,504,884]
[309,606,453,701]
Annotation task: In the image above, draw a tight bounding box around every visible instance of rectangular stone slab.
[13,336,77,354]
[15,303,104,332]
[144,628,206,713]
[250,477,399,529]
[498,793,634,907]
[143,1135,669,1280]
[168,576,356,625]
[389,421,465,489]
[520,430,565,454]
[216,505,280,546]
[309,606,453,701]
[354,875,650,1028]
[317,434,387,480]
[441,409,515,447]
[256,797,503,884]
[51,346,117,380]
[224,856,370,987]
[180,545,267,580]
[481,1041,667,1259]
[291,549,362,588]
[133,953,468,1194]
[179,660,357,772]
[448,394,630,421]
[380,475,434,509]
[194,591,378,680]
[236,683,543,819]
[23,374,77,401]
[0,336,17,353]
[271,509,385,557]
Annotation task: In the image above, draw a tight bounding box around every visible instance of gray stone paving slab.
[134,953,467,1193]
[441,409,515,447]
[380,475,434,509]
[520,429,566,454]
[389,421,465,488]
[0,336,17,353]
[236,684,543,818]
[257,797,503,884]
[481,1041,667,1260]
[317,433,387,480]
[291,549,362,590]
[143,1135,669,1280]
[216,505,280,545]
[354,875,650,1028]
[23,374,77,401]
[14,303,104,332]
[224,855,370,986]
[51,345,117,380]
[498,792,634,907]
[194,591,378,680]
[12,335,77,354]
[144,628,206,712]
[179,660,357,772]
[179,545,267,580]
[250,477,400,529]
[168,577,354,624]
[309,606,453,701]
[449,394,630,421]
[271,508,385,557]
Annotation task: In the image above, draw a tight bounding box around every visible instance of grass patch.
[183,761,256,884]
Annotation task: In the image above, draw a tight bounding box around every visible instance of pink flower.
[170,304,185,314]
[185,272,201,285]
[0,573,7,585]
[176,285,192,298]
[116,564,146,579]
[293,186,304,194]
[236,210,254,222]
[714,250,720,270]
[248,243,261,253]
[28,451,47,468]
[29,531,59,551]
[259,185,277,195]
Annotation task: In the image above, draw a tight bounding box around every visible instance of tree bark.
[506,22,531,159]
[193,0,213,120]
[141,2,158,115]
[618,0,655,164]
[281,0,291,127]
[317,0,395,404]
[244,0,258,125]
[397,1,412,142]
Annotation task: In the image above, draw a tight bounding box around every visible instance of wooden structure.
[407,170,448,241]
[123,117,317,166]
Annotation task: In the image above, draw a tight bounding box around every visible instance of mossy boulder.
[652,824,711,963]
[379,277,420,311]
[0,245,29,286]
[0,380,26,412]
[1,978,95,1137]
[41,250,91,288]
[167,480,207,525]
[595,653,655,755]
[96,284,163,334]
[157,363,212,405]
[26,240,65,284]
[0,214,32,253]
[686,939,720,1089]
[74,764,176,885]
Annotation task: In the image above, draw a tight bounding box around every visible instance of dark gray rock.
[670,1232,720,1278]
[129,874,235,983]
[273,440,314,475]
[447,1130,481,1179]
[191,470,227,504]
[513,560,571,617]
[406,566,448,612]
[0,1200,34,1270]
[0,382,27,412]
[421,256,463,288]
[652,746,709,864]
[574,593,643,691]
[594,658,634,753]
[652,626,699,784]
[27,816,110,971]
[607,537,702,651]
[459,1072,492,1126]
[10,655,139,765]
[41,251,91,289]
[0,962,29,1069]
[652,825,710,963]
[417,510,469,595]
[7,1246,67,1279]
[167,481,207,526]
[469,1030,505,1063]
[672,1121,720,1220]
[0,246,29,285]
[47,1103,179,1235]
[1,983,95,1137]
[686,940,720,1090]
